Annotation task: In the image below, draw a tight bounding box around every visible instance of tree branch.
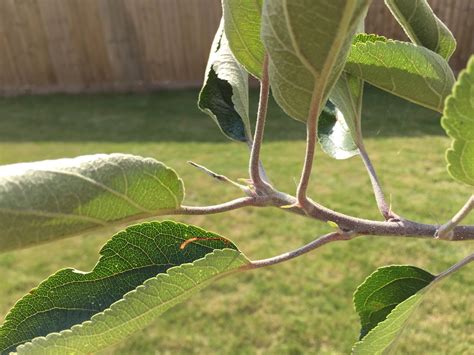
[436,195,473,240]
[249,54,272,193]
[123,187,472,244]
[244,231,357,269]
[173,192,474,241]
[267,193,474,241]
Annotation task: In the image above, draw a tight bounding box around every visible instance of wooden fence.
[0,0,472,95]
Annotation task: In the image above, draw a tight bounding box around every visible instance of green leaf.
[222,0,264,79]
[321,18,365,160]
[1,221,249,353]
[261,0,372,122]
[385,0,456,60]
[353,257,474,354]
[353,265,435,340]
[330,71,364,140]
[441,56,474,186]
[345,35,455,113]
[352,265,436,354]
[318,101,359,159]
[198,19,251,142]
[0,154,183,252]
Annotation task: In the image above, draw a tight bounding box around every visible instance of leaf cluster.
[0,1,472,353]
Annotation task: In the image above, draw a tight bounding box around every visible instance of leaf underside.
[346,34,455,113]
[318,101,359,159]
[352,265,435,354]
[0,154,183,252]
[385,0,456,60]
[441,56,474,186]
[198,20,250,142]
[1,221,249,354]
[222,0,264,79]
[261,0,371,122]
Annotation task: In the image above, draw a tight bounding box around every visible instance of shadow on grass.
[0,85,443,143]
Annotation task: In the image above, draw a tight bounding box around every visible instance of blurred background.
[0,0,472,95]
[0,1,473,354]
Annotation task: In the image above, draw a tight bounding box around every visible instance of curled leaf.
[198,20,251,142]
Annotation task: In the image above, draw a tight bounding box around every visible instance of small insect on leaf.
[180,237,231,250]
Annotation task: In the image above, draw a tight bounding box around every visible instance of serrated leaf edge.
[348,37,454,112]
[16,248,248,354]
[441,56,474,186]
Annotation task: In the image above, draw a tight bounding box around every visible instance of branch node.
[435,196,473,240]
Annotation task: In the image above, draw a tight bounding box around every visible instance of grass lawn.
[0,85,472,354]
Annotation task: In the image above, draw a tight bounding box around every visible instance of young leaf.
[318,101,359,159]
[198,19,251,142]
[222,0,264,79]
[0,154,183,252]
[345,35,455,113]
[353,265,435,340]
[352,258,474,355]
[0,221,249,353]
[261,0,372,122]
[441,56,474,186]
[385,0,456,60]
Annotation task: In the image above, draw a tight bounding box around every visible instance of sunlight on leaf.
[346,35,455,113]
[441,56,474,186]
[385,0,456,60]
[261,0,372,122]
[0,221,249,354]
[0,154,183,252]
[222,0,264,79]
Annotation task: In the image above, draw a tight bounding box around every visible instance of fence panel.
[0,0,471,95]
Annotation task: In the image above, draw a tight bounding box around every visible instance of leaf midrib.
[20,251,244,352]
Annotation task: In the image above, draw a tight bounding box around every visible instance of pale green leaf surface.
[198,20,251,142]
[353,291,427,355]
[261,0,371,122]
[1,221,248,354]
[353,259,474,354]
[325,20,365,158]
[353,265,434,339]
[352,265,435,354]
[318,101,359,159]
[346,35,455,113]
[0,154,183,252]
[329,72,364,145]
[222,0,264,79]
[441,56,474,186]
[385,0,456,60]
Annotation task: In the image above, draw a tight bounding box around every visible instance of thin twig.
[188,161,249,193]
[436,196,474,240]
[244,231,357,269]
[358,145,398,221]
[249,54,272,192]
[179,196,265,215]
[435,253,474,281]
[296,84,325,206]
[247,140,271,186]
